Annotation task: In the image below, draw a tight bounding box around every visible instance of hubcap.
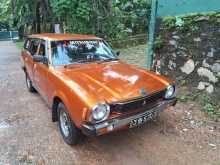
[26,76,31,88]
[60,110,70,137]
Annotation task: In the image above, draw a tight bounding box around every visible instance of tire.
[58,102,81,145]
[25,74,36,92]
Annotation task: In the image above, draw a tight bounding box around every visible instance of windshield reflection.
[51,40,118,66]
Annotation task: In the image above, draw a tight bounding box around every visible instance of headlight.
[165,85,175,99]
[91,104,110,122]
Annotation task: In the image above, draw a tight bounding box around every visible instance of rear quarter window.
[29,39,40,55]
[24,39,31,50]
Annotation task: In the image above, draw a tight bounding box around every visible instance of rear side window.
[29,39,40,55]
[38,41,46,56]
[24,39,30,50]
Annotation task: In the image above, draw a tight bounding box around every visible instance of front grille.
[110,89,166,113]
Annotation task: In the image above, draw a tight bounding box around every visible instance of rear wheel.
[58,103,81,145]
[25,74,36,92]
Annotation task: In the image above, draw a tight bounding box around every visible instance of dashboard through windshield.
[51,40,118,66]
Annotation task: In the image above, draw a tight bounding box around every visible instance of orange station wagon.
[21,33,177,145]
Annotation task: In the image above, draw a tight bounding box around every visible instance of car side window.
[38,41,46,57]
[24,39,31,50]
[29,39,40,56]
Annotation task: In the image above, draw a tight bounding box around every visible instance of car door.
[22,38,39,82]
[33,40,49,102]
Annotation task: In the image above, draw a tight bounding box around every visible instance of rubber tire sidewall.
[25,74,36,93]
[58,103,81,145]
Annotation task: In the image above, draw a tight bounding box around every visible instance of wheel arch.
[22,66,27,73]
[52,96,63,122]
[50,87,88,127]
[51,92,70,122]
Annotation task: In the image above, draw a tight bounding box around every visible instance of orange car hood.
[54,61,172,103]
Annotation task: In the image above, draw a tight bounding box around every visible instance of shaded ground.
[0,41,219,165]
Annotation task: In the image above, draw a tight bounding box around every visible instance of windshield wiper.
[99,58,118,62]
[63,60,90,68]
[64,58,118,68]
[76,59,91,63]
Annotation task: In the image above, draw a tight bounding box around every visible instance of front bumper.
[81,98,177,137]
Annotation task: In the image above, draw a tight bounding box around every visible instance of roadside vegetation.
[1,0,151,41]
[178,92,220,120]
[16,40,24,49]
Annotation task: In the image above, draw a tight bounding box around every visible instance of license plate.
[129,111,157,128]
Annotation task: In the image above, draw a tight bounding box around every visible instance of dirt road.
[0,41,219,165]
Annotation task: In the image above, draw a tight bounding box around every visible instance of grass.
[178,91,220,119]
[117,44,147,69]
[16,40,24,49]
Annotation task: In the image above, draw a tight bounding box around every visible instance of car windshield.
[51,40,118,66]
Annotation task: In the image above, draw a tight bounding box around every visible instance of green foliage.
[51,0,151,40]
[202,94,220,119]
[0,0,12,29]
[154,35,163,49]
[216,74,220,81]
[0,0,11,20]
[162,16,176,29]
[203,103,215,117]
[14,0,38,26]
[178,79,187,86]
[178,16,198,32]
[2,0,151,40]
[0,0,152,42]
[16,40,24,49]
[178,92,200,102]
[178,91,220,119]
[162,12,220,32]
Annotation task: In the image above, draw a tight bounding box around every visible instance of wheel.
[58,103,81,145]
[25,74,36,92]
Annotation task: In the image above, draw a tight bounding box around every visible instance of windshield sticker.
[69,41,99,46]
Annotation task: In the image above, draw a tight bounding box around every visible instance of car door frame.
[23,38,41,83]
[32,39,50,103]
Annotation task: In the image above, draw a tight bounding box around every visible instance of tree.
[0,0,12,30]
[1,0,151,39]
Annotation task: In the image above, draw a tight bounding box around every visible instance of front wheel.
[58,103,81,145]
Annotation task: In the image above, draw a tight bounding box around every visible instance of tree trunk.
[107,0,113,17]
[36,2,41,33]
[11,0,17,27]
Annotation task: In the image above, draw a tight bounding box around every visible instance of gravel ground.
[0,41,219,165]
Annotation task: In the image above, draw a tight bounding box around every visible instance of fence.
[108,34,147,48]
[0,31,19,41]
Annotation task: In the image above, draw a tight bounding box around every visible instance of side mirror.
[33,55,48,65]
[116,51,120,56]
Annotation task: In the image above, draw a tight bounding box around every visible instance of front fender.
[51,89,90,128]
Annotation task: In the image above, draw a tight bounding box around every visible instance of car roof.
[28,33,102,41]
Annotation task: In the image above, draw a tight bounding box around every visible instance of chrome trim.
[91,103,110,123]
[165,85,176,99]
[93,99,175,131]
[111,88,166,105]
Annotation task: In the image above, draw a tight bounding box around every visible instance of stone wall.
[153,13,220,98]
